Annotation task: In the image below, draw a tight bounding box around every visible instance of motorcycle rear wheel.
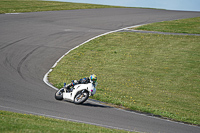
[55,89,63,100]
[74,90,89,104]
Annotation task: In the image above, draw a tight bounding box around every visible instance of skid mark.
[17,47,41,80]
[0,37,29,51]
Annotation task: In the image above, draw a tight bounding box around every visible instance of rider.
[65,74,97,91]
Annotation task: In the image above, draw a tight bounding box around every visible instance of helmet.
[90,74,97,83]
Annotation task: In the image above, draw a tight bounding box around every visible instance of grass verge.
[134,17,200,34]
[0,110,132,133]
[2,0,200,127]
[49,31,200,125]
[0,0,124,14]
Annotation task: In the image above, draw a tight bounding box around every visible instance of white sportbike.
[55,82,97,104]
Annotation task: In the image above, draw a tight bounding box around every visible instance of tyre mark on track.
[0,37,29,51]
[17,46,41,80]
[3,53,17,71]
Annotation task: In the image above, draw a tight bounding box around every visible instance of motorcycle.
[55,82,97,104]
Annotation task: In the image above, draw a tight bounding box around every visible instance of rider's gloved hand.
[65,83,71,88]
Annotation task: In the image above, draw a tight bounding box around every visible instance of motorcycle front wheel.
[74,90,89,104]
[55,89,64,100]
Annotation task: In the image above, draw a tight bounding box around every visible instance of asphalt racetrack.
[0,8,200,133]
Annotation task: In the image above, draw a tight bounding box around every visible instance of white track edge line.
[0,105,135,132]
[42,24,200,129]
[43,24,144,90]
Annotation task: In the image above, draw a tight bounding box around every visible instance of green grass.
[134,17,200,34]
[49,32,200,125]
[0,110,132,133]
[0,0,124,14]
[2,0,200,127]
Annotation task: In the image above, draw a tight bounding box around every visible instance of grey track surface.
[0,8,200,133]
